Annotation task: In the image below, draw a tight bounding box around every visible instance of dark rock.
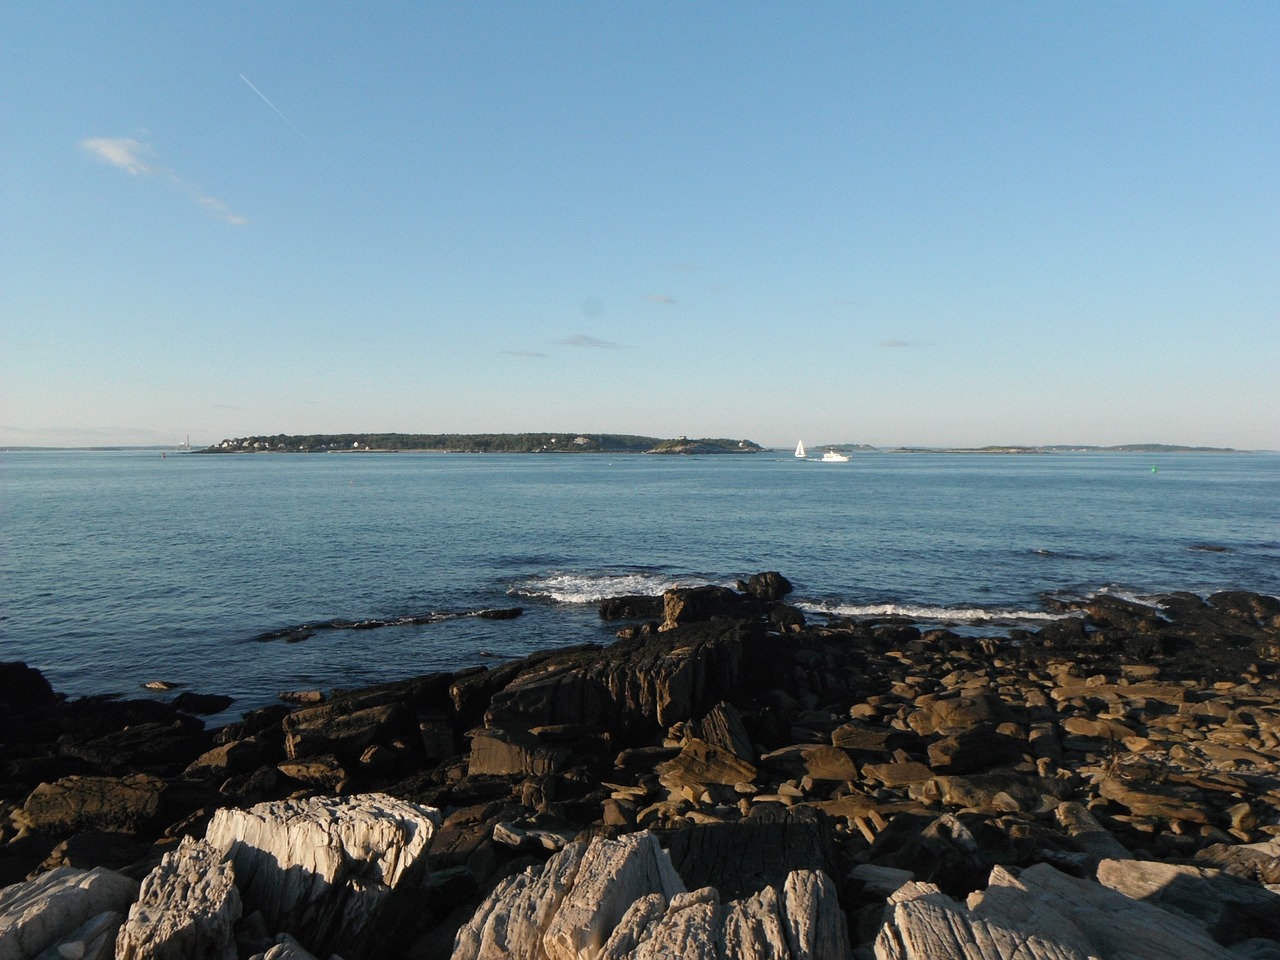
[744,571,794,603]
[926,726,1025,774]
[172,691,235,715]
[662,585,761,629]
[769,604,806,632]
[474,607,523,620]
[659,805,841,901]
[0,661,59,716]
[17,773,169,835]
[599,595,664,621]
[482,620,773,740]
[57,718,208,776]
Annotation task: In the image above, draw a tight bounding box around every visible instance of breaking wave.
[796,600,1071,626]
[511,569,729,605]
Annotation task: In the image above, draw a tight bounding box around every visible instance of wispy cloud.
[501,349,548,358]
[554,334,621,350]
[643,294,677,304]
[879,339,931,349]
[81,137,155,175]
[80,136,246,225]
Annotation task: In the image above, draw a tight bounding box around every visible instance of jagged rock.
[206,793,441,960]
[874,863,1237,960]
[1096,857,1280,942]
[115,836,241,960]
[183,737,269,780]
[662,585,760,630]
[543,831,687,959]
[0,866,138,960]
[451,829,852,960]
[924,773,1075,811]
[451,839,589,959]
[482,620,772,736]
[246,934,321,960]
[281,672,456,761]
[16,775,168,836]
[686,701,757,763]
[661,807,842,902]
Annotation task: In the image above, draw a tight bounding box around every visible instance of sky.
[2,2,1277,450]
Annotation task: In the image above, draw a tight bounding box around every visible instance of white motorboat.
[821,449,849,462]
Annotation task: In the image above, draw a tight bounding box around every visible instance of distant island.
[198,433,764,455]
[887,444,1242,454]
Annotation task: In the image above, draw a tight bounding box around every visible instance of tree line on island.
[200,433,765,455]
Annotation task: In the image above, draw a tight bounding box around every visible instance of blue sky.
[3,2,1277,449]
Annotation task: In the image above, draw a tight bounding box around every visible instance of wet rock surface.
[2,577,1279,958]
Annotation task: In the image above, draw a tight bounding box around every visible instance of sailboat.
[795,441,806,459]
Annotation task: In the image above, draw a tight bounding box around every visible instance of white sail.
[795,441,806,458]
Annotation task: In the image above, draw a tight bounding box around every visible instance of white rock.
[720,885,791,960]
[451,829,856,960]
[598,894,669,960]
[246,933,322,960]
[781,869,854,960]
[115,836,241,960]
[543,831,686,960]
[451,840,588,960]
[30,911,123,960]
[874,863,1237,960]
[205,792,440,960]
[0,867,137,960]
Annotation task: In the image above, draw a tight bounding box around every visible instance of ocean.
[3,449,1277,720]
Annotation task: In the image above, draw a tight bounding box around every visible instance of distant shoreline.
[1,441,1263,454]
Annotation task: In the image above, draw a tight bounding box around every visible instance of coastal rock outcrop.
[114,837,241,960]
[0,866,137,960]
[3,578,1280,959]
[205,793,441,960]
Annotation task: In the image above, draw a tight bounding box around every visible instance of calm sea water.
[3,450,1277,719]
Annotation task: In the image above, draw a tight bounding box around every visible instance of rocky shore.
[3,574,1280,959]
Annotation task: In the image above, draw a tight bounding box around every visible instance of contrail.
[239,73,323,153]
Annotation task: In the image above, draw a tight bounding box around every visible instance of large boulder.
[205,793,441,960]
[0,866,138,960]
[115,837,241,960]
[482,620,773,739]
[16,774,168,836]
[452,829,853,960]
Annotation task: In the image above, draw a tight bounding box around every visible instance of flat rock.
[16,775,167,836]
[1096,857,1280,942]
